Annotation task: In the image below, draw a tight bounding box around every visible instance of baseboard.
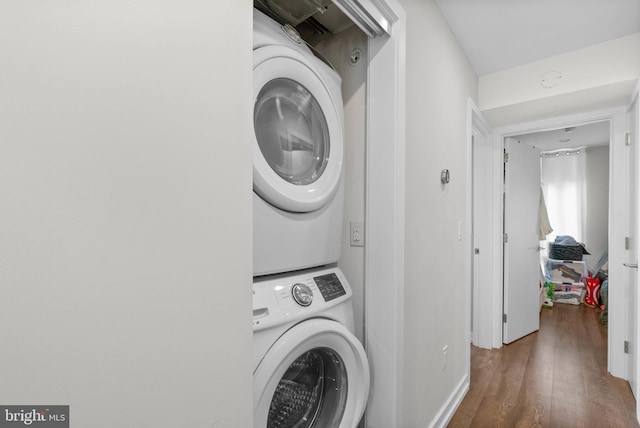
[428,374,469,428]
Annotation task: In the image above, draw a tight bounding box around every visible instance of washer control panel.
[313,272,347,302]
[252,267,352,331]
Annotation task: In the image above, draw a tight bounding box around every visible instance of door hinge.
[625,132,631,146]
[624,340,629,354]
[503,314,507,323]
[626,237,631,250]
[504,152,509,163]
[503,233,509,243]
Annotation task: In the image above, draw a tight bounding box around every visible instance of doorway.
[486,108,630,381]
[468,107,630,378]
[503,121,611,348]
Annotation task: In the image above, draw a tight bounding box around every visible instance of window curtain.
[540,149,586,243]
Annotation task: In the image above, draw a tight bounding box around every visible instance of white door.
[503,137,542,343]
[627,86,640,413]
[471,124,493,348]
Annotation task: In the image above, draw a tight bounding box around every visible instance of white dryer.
[253,9,345,276]
[253,267,369,428]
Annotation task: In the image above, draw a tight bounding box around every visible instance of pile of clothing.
[548,235,590,261]
[543,236,588,306]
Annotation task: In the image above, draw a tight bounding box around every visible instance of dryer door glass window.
[267,347,347,428]
[255,78,330,186]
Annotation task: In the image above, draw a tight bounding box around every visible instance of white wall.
[584,145,610,269]
[398,0,478,425]
[480,34,640,111]
[479,33,640,127]
[315,26,368,343]
[0,2,253,427]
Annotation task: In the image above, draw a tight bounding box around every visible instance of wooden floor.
[448,303,639,428]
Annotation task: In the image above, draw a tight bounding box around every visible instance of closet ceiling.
[434,0,640,76]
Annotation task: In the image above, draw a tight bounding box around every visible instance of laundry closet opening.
[251,2,374,427]
[251,2,407,426]
[254,0,369,342]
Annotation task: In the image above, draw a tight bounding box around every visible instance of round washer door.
[253,46,344,213]
[254,319,369,428]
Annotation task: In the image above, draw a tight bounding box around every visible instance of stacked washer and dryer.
[252,8,370,428]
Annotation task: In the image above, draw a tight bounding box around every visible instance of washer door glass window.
[255,78,329,187]
[252,46,344,213]
[268,347,347,428]
[253,319,369,428]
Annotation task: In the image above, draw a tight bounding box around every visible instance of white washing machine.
[253,9,345,276]
[253,267,369,428]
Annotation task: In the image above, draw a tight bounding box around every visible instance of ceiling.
[515,121,610,152]
[434,0,640,76]
[433,0,639,143]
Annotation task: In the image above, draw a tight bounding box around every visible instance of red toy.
[584,277,601,308]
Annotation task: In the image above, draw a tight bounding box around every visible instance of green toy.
[542,282,555,308]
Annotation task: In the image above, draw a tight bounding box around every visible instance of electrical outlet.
[350,221,364,247]
[442,345,448,371]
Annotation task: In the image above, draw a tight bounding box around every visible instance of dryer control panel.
[252,267,352,332]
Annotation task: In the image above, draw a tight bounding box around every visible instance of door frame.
[627,79,640,419]
[337,0,407,426]
[485,107,628,378]
[467,99,493,349]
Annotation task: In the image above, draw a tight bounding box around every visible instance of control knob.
[291,283,313,306]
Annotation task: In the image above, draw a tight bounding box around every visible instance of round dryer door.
[253,319,369,428]
[253,46,344,213]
